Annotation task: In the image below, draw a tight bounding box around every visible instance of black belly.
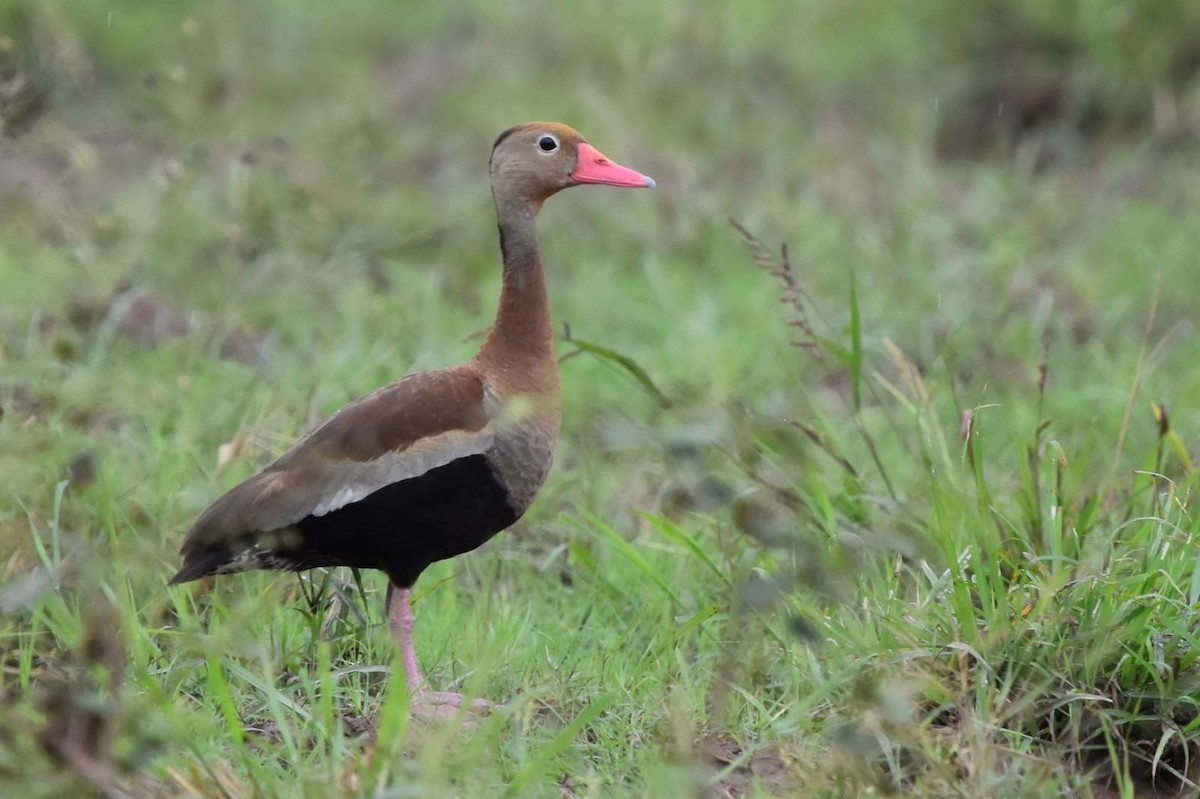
[286,454,519,587]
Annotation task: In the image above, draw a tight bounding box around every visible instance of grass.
[3,0,1200,796]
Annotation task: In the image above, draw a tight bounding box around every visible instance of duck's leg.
[388,584,492,718]
[389,585,426,690]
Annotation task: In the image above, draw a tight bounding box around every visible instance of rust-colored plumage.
[170,122,654,716]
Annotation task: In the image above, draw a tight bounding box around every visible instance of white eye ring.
[536,134,559,153]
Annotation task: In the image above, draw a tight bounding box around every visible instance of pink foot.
[410,691,494,721]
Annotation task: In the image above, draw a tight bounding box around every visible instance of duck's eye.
[537,135,558,152]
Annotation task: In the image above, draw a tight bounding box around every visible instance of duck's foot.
[410,691,494,721]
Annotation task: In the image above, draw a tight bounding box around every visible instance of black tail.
[168,548,232,585]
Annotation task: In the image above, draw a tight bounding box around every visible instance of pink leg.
[387,582,492,719]
[389,586,426,692]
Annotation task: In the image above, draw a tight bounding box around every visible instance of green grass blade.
[640,512,727,583]
[847,268,862,411]
[571,512,680,607]
[561,333,672,409]
[204,653,246,748]
[502,694,614,797]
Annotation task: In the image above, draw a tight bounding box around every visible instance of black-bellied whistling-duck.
[170,122,654,716]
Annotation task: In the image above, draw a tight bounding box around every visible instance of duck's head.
[489,122,655,209]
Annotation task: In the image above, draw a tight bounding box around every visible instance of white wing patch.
[308,426,494,517]
[312,485,364,517]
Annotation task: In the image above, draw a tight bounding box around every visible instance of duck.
[169,122,655,716]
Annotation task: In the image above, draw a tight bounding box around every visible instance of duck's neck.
[477,198,557,379]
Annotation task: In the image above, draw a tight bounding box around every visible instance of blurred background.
[4,0,1198,501]
[3,1,1200,796]
[9,0,1200,542]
